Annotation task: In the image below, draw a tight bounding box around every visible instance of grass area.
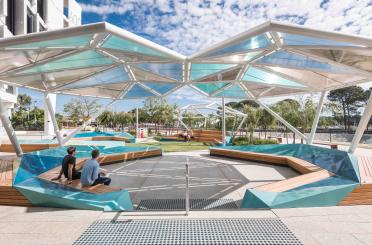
[127,141,210,152]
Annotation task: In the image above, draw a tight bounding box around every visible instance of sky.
[21,0,372,113]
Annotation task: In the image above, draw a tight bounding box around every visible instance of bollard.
[185,158,190,216]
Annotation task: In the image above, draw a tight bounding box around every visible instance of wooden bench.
[0,143,59,153]
[37,164,121,194]
[210,148,333,192]
[37,148,162,194]
[314,142,338,149]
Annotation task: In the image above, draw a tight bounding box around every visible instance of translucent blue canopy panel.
[7,34,93,49]
[243,66,306,88]
[215,84,248,98]
[135,63,183,81]
[206,51,263,63]
[256,50,347,73]
[143,82,178,95]
[123,84,154,98]
[16,50,115,75]
[279,32,363,47]
[59,66,130,89]
[101,35,169,58]
[205,34,272,57]
[194,82,230,95]
[190,63,237,80]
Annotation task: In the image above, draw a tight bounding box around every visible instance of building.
[0,0,81,137]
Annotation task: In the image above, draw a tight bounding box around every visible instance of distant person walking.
[52,146,81,184]
[81,149,111,186]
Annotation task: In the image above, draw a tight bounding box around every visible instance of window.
[6,0,15,35]
[37,0,45,20]
[27,10,34,34]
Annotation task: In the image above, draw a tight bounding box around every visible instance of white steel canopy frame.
[0,21,371,151]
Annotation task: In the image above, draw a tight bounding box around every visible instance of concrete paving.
[3,149,372,244]
[104,150,298,206]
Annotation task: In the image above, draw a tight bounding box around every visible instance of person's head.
[67,146,76,156]
[91,149,100,159]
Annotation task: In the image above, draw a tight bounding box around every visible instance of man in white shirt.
[80,149,111,186]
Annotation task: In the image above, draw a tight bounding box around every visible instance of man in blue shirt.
[81,149,111,186]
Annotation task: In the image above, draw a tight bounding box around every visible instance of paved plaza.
[0,149,372,244]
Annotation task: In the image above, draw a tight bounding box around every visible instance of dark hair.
[67,146,76,154]
[91,149,100,159]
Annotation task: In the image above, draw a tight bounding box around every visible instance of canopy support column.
[62,100,118,144]
[307,91,326,145]
[256,100,307,142]
[348,93,372,153]
[135,107,139,140]
[222,97,226,146]
[178,117,190,131]
[232,114,248,142]
[0,97,23,156]
[44,93,63,147]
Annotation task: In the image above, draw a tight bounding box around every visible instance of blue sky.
[21,0,372,113]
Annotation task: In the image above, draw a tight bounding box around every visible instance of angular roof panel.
[0,21,370,100]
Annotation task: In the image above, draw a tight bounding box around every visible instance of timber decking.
[339,156,372,205]
[358,156,372,184]
[0,159,31,206]
[210,148,333,193]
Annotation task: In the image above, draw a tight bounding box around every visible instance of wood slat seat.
[210,148,333,193]
[256,169,333,192]
[37,165,121,194]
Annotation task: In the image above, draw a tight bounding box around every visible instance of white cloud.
[79,0,372,55]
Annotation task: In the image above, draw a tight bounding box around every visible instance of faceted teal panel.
[13,145,161,211]
[190,64,236,80]
[241,178,358,209]
[279,32,362,47]
[215,84,247,98]
[102,35,168,58]
[61,66,130,89]
[243,67,306,88]
[143,82,178,95]
[124,84,154,98]
[213,144,360,182]
[136,63,183,81]
[8,35,93,49]
[194,82,229,95]
[256,50,346,73]
[17,50,115,75]
[206,34,271,57]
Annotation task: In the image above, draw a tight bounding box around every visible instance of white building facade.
[0,0,81,137]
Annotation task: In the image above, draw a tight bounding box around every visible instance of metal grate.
[136,198,238,210]
[74,219,302,244]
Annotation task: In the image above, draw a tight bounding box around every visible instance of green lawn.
[127,141,210,152]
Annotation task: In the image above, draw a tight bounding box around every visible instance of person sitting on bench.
[81,149,111,186]
[52,146,81,184]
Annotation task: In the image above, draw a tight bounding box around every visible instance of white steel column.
[348,93,372,153]
[44,93,63,146]
[307,91,326,144]
[222,97,226,146]
[44,93,56,136]
[63,100,118,144]
[0,97,23,156]
[256,100,307,141]
[232,114,248,141]
[135,107,139,140]
[178,117,190,131]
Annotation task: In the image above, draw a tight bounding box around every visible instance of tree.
[242,104,262,143]
[96,110,114,129]
[259,110,275,138]
[63,97,101,124]
[328,86,368,130]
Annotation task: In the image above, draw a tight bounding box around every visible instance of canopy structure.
[0,21,372,155]
[0,21,371,99]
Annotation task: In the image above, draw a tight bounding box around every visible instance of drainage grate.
[74,219,302,244]
[136,198,238,210]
